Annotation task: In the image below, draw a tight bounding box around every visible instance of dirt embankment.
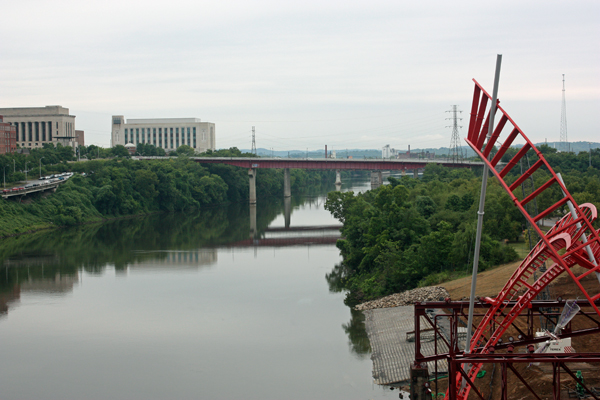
[358,259,600,399]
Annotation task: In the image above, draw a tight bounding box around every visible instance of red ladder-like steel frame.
[449,79,600,400]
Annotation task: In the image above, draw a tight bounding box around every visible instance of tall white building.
[382,144,398,159]
[0,106,78,149]
[111,116,215,153]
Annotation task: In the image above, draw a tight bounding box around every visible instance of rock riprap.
[354,286,450,311]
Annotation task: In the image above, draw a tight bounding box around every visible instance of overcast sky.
[1,0,598,151]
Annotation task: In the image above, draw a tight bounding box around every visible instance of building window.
[48,122,52,141]
[158,128,162,147]
[136,128,139,144]
[193,127,196,148]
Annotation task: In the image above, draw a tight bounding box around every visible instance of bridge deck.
[263,225,342,232]
[189,157,483,170]
[2,182,62,199]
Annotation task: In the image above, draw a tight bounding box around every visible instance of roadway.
[135,156,485,171]
[2,173,74,199]
[189,157,484,171]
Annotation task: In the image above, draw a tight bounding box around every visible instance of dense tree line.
[325,152,600,306]
[0,146,334,237]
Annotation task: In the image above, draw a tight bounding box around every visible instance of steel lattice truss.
[440,79,600,400]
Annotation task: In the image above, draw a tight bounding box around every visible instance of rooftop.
[127,118,202,124]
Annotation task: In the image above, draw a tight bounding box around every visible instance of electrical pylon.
[446,105,463,163]
[559,74,569,152]
[251,126,257,155]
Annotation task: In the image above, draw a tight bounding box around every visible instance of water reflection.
[343,309,371,358]
[0,180,376,399]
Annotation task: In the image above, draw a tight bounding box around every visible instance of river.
[0,176,399,400]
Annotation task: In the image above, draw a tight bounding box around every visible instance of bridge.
[190,157,485,203]
[2,180,63,200]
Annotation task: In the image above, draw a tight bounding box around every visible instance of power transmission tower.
[446,105,463,163]
[559,74,569,152]
[251,126,257,155]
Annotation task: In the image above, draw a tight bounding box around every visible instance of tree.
[111,145,130,158]
[173,145,196,157]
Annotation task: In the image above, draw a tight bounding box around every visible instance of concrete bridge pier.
[335,170,342,185]
[283,168,291,198]
[249,203,257,238]
[284,196,291,228]
[370,170,383,189]
[249,168,257,204]
[413,169,419,179]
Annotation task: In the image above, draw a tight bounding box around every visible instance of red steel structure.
[431,80,600,400]
[414,300,600,400]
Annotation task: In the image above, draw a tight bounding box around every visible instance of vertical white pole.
[465,54,502,353]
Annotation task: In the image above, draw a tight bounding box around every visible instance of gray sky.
[2,0,598,151]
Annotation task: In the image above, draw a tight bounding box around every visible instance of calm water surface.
[0,178,399,400]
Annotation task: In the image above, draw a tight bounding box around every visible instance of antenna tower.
[251,126,257,155]
[446,105,463,163]
[559,74,569,152]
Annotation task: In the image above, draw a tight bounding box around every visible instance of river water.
[0,177,399,400]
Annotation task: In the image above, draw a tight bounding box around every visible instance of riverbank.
[354,286,450,310]
[358,259,600,398]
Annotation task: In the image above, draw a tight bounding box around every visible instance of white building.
[111,116,215,153]
[0,106,78,149]
[382,144,398,159]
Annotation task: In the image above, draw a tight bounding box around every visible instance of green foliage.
[136,143,166,156]
[169,145,195,157]
[1,145,335,237]
[325,164,544,306]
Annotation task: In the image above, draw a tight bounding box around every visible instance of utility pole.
[466,54,502,353]
[251,126,257,156]
[446,105,463,163]
[25,161,29,183]
[560,74,569,152]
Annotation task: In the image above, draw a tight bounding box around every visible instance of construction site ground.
[423,261,600,400]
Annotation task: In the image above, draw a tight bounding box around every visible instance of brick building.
[0,115,17,154]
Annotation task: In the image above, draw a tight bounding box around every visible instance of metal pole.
[465,54,502,353]
[556,173,600,283]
